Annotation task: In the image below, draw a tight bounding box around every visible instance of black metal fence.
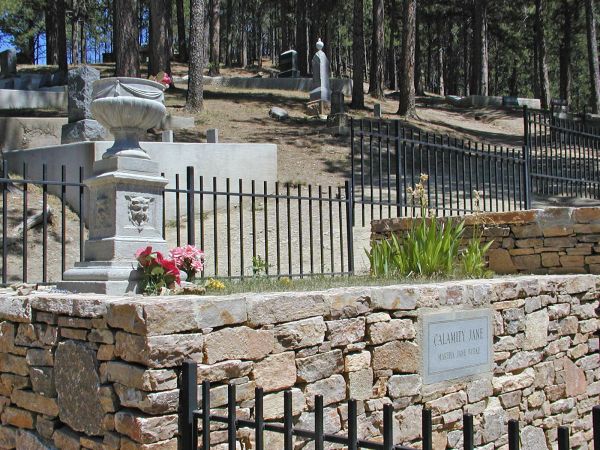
[180,361,600,450]
[0,162,86,285]
[163,167,354,279]
[524,107,600,198]
[0,162,353,285]
[2,111,600,285]
[350,119,530,226]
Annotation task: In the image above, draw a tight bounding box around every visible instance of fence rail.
[524,107,600,199]
[180,361,600,450]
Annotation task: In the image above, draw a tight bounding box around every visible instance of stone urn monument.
[91,77,166,159]
[59,78,169,295]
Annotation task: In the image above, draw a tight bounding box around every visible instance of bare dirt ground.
[2,62,528,283]
[165,84,525,190]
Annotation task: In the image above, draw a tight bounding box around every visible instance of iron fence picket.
[180,361,599,450]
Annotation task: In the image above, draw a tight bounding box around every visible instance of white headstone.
[309,39,331,103]
[162,130,174,142]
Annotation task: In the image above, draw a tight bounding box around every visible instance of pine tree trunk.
[532,35,540,98]
[414,2,423,95]
[81,19,87,64]
[208,0,220,75]
[150,0,172,76]
[535,0,551,109]
[462,15,469,96]
[559,0,572,104]
[115,0,140,76]
[281,0,289,51]
[241,1,248,67]
[398,0,416,117]
[45,1,58,65]
[176,0,187,61]
[71,16,80,65]
[351,0,365,108]
[368,0,385,98]
[187,0,206,111]
[257,12,263,68]
[471,0,488,96]
[296,0,308,75]
[225,0,233,66]
[585,0,600,113]
[57,0,68,71]
[438,46,444,96]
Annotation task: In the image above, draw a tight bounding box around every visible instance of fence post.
[522,106,529,149]
[345,181,354,274]
[383,404,394,450]
[180,360,197,450]
[350,117,355,227]
[422,408,432,450]
[1,160,7,285]
[558,426,570,450]
[395,120,402,217]
[593,405,600,450]
[522,145,532,210]
[463,414,474,450]
[186,166,196,246]
[508,419,520,450]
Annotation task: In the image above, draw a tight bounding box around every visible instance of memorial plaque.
[422,309,492,384]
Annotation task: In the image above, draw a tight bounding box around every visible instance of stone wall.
[0,275,598,449]
[372,207,600,275]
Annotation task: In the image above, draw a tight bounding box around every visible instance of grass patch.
[200,274,454,296]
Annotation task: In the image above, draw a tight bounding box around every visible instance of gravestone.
[331,91,345,115]
[62,66,108,144]
[67,65,100,122]
[374,103,382,118]
[309,39,331,103]
[551,98,568,120]
[502,96,519,108]
[279,50,299,78]
[0,49,17,77]
[207,128,219,143]
[162,130,174,142]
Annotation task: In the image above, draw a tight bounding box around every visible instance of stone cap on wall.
[372,207,600,234]
[2,274,597,335]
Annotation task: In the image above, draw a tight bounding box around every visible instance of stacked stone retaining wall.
[0,275,598,449]
[372,207,600,275]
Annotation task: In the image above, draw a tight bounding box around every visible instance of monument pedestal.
[59,156,168,295]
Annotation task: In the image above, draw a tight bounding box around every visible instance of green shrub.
[366,176,493,279]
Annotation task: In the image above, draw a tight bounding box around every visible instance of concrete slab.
[5,141,278,221]
[0,87,67,111]
[0,117,67,152]
[202,76,353,97]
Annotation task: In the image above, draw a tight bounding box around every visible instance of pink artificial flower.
[169,245,205,280]
[161,73,172,87]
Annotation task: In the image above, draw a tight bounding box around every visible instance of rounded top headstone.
[316,39,324,51]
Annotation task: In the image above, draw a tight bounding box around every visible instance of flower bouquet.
[135,246,181,295]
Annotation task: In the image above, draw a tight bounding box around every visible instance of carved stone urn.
[91,77,166,159]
